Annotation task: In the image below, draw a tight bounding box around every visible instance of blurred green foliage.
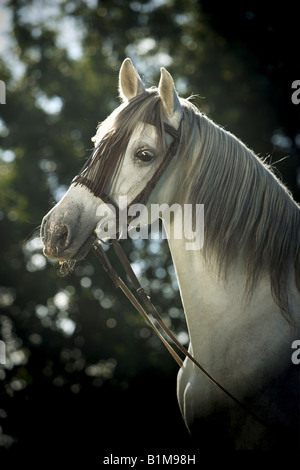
[0,0,299,463]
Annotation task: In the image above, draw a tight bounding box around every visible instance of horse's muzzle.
[41,211,96,261]
[41,214,71,259]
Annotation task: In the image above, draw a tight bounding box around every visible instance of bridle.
[79,117,265,426]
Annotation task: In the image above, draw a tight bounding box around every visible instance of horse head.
[41,58,182,261]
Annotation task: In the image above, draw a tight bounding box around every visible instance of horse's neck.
[165,218,296,384]
[163,210,299,449]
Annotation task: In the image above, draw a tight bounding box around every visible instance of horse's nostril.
[56,225,69,250]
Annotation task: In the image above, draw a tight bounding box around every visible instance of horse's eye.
[135,147,155,163]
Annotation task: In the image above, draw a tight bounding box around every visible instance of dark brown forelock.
[73,90,167,199]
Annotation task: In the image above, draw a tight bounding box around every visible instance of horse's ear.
[158,68,183,129]
[119,58,146,102]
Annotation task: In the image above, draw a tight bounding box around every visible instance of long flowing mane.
[176,99,300,321]
[93,89,299,321]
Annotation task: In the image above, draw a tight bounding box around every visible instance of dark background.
[0,0,299,464]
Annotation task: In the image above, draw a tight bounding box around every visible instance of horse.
[41,58,300,450]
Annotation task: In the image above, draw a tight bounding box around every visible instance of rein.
[93,239,265,426]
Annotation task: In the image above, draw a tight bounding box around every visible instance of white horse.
[41,58,300,450]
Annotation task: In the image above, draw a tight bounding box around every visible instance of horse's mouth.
[42,230,97,262]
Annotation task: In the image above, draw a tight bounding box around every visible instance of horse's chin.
[69,232,97,261]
